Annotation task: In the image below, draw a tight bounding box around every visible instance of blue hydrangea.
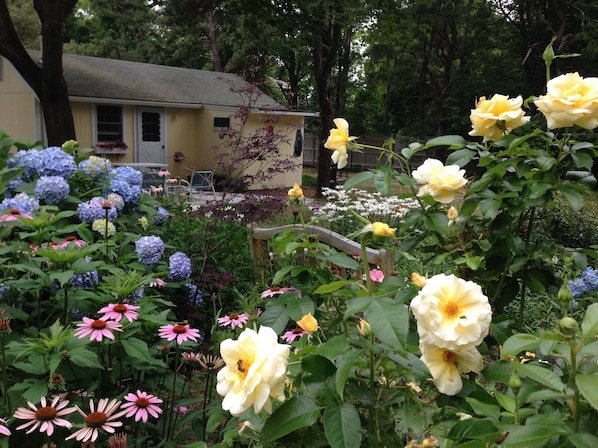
[186,283,203,307]
[107,193,125,211]
[5,178,27,196]
[154,207,169,225]
[568,267,598,297]
[6,149,41,180]
[169,251,192,281]
[37,147,77,179]
[109,175,141,205]
[114,166,143,186]
[78,156,112,179]
[77,197,118,223]
[135,235,164,265]
[70,269,99,289]
[132,287,144,300]
[0,193,40,215]
[34,176,70,204]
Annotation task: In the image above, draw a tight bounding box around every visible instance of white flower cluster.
[311,187,418,234]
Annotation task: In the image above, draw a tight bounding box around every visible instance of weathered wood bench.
[248,223,393,283]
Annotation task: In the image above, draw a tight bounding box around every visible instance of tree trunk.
[34,0,77,146]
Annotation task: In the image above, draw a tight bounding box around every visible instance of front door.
[136,107,165,164]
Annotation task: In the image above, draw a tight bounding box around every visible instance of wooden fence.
[301,132,429,171]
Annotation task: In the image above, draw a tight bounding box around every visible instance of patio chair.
[188,170,216,198]
[142,172,163,192]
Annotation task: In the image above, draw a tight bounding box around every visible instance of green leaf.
[493,391,516,414]
[581,303,598,338]
[567,432,598,448]
[423,135,468,148]
[302,354,336,382]
[122,337,155,366]
[68,346,104,369]
[343,296,374,317]
[323,402,362,448]
[576,374,598,411]
[261,395,320,442]
[516,363,563,392]
[314,280,352,294]
[501,423,569,446]
[424,210,449,236]
[258,304,289,334]
[326,253,360,270]
[343,170,375,191]
[317,336,352,360]
[571,151,594,170]
[559,184,585,211]
[285,297,315,321]
[335,349,363,400]
[447,418,499,441]
[367,297,408,351]
[465,397,500,421]
[446,148,476,167]
[501,333,541,356]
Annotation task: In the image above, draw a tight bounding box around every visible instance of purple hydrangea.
[34,176,70,204]
[135,235,164,265]
[154,207,169,225]
[70,259,99,289]
[77,197,118,223]
[569,267,598,297]
[114,166,143,186]
[169,251,192,281]
[78,156,112,179]
[37,146,77,179]
[0,193,40,215]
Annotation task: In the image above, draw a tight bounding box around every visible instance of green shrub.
[537,194,598,248]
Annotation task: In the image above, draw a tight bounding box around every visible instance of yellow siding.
[165,107,199,179]
[0,58,41,143]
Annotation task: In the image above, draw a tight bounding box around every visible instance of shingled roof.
[28,51,285,110]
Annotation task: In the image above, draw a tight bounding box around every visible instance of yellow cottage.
[0,51,315,189]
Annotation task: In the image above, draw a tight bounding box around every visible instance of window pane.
[141,111,161,142]
[97,105,123,142]
[213,117,230,128]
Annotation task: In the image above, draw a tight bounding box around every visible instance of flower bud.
[558,281,574,309]
[410,272,427,288]
[371,222,396,238]
[508,373,522,392]
[287,183,304,200]
[447,206,459,221]
[358,318,372,337]
[558,316,579,337]
[297,313,318,333]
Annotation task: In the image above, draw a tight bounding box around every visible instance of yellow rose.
[447,206,459,221]
[296,313,318,333]
[410,272,428,288]
[217,326,290,416]
[410,273,491,351]
[412,159,467,204]
[534,72,598,130]
[287,183,304,200]
[468,94,530,142]
[324,118,350,169]
[371,221,396,237]
[419,342,483,396]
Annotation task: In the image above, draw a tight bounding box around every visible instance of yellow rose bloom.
[216,326,290,416]
[410,272,428,288]
[371,222,396,237]
[412,159,467,204]
[324,118,350,169]
[534,72,598,130]
[419,342,483,396]
[468,94,530,142]
[287,183,304,200]
[410,273,491,350]
[297,313,318,333]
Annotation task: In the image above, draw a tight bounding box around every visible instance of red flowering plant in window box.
[95,139,128,150]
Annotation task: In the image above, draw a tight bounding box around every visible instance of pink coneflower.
[109,433,128,448]
[66,398,127,443]
[149,277,166,288]
[0,209,33,222]
[13,395,76,436]
[120,390,163,423]
[98,303,140,323]
[157,169,171,177]
[74,317,122,342]
[158,324,201,344]
[281,327,307,343]
[370,269,385,283]
[0,417,10,436]
[217,313,250,329]
[198,354,225,370]
[261,286,292,298]
[174,406,188,415]
[56,236,87,249]
[181,352,202,363]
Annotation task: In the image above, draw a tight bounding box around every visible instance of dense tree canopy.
[2,0,598,176]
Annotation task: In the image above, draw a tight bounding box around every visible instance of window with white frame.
[95,105,126,148]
